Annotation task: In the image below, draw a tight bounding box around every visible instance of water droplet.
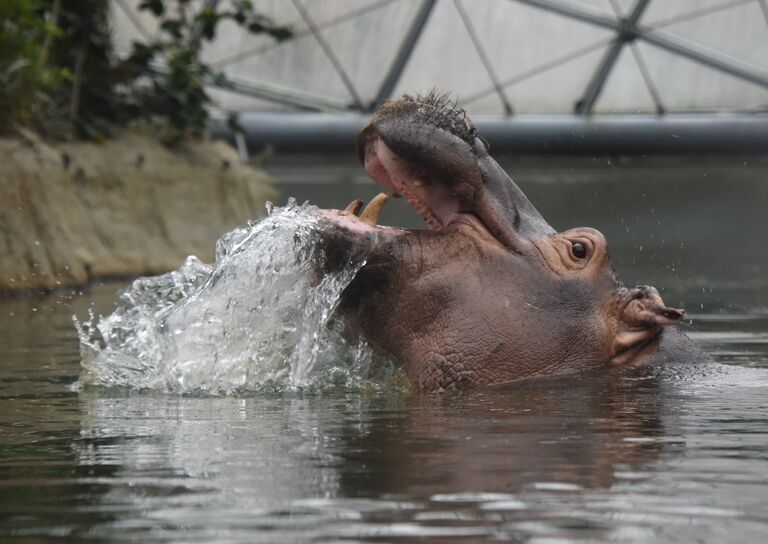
[76,204,373,394]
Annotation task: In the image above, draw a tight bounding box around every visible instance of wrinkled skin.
[319,93,707,393]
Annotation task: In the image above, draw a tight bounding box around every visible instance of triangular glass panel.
[300,0,391,24]
[502,46,610,113]
[394,0,503,113]
[611,0,640,18]
[302,1,425,106]
[111,0,166,56]
[213,29,360,108]
[566,0,621,19]
[593,46,660,113]
[456,0,616,91]
[201,2,303,68]
[643,1,768,72]
[634,41,768,111]
[642,0,751,26]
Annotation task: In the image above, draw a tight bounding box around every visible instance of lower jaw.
[319,188,497,242]
[319,208,405,235]
[320,207,496,248]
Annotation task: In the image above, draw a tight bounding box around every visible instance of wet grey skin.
[319,93,707,393]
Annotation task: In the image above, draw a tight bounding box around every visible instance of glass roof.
[112,0,768,115]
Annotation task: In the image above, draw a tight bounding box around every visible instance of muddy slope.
[0,133,276,292]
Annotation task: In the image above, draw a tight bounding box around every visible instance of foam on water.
[75,201,381,394]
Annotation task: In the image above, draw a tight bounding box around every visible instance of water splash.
[75,201,381,394]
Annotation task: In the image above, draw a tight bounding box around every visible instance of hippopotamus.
[318,92,710,392]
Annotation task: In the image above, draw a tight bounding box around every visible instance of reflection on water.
[66,371,768,542]
[1,157,767,542]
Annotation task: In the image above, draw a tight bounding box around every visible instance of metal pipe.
[209,112,768,155]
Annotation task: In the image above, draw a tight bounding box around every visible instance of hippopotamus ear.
[612,286,685,363]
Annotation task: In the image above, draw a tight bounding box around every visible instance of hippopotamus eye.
[571,242,588,259]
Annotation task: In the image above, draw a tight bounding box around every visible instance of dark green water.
[1,157,767,542]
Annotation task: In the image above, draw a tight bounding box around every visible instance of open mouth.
[320,91,555,252]
[330,134,489,238]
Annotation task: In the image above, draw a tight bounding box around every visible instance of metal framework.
[290,0,365,110]
[117,0,768,153]
[516,0,768,114]
[453,0,513,114]
[372,0,437,110]
[574,0,650,114]
[118,0,768,115]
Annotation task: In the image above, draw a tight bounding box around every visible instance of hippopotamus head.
[320,93,684,392]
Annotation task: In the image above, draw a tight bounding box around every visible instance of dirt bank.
[0,132,276,293]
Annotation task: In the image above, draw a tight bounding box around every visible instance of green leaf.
[211,71,229,86]
[4,58,31,77]
[138,0,165,17]
[199,9,219,41]
[227,112,244,134]
[160,20,183,40]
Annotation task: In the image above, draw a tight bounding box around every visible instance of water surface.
[1,157,767,542]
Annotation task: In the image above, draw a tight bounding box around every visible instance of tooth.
[413,179,424,187]
[342,199,364,216]
[360,192,390,226]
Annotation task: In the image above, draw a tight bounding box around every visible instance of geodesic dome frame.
[113,0,768,153]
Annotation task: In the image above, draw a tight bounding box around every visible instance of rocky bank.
[0,132,277,293]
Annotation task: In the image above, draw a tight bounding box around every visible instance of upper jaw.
[357,127,553,252]
[356,133,498,241]
[347,93,553,248]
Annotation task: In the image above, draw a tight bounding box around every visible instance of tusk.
[341,199,364,216]
[360,192,390,226]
